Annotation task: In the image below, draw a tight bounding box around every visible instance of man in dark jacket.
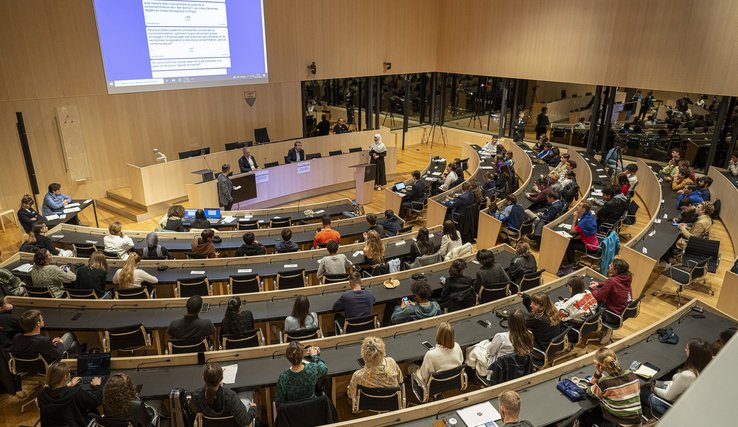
[379,210,402,236]
[596,188,628,227]
[400,170,427,219]
[286,141,305,163]
[444,181,476,219]
[529,192,564,243]
[0,296,22,348]
[513,111,527,142]
[166,295,216,341]
[235,232,266,257]
[535,107,550,140]
[11,309,79,363]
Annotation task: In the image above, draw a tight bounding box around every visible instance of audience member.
[362,230,385,267]
[624,163,639,188]
[407,227,437,264]
[287,141,305,163]
[595,188,628,227]
[275,341,327,404]
[617,174,630,196]
[235,232,266,257]
[112,253,158,289]
[508,242,537,284]
[221,296,255,336]
[38,361,102,427]
[141,231,170,259]
[410,322,464,387]
[439,259,475,312]
[527,192,563,243]
[641,338,712,418]
[380,209,402,236]
[104,221,134,260]
[661,149,682,177]
[285,295,318,332]
[676,184,703,208]
[590,259,632,343]
[671,168,693,191]
[20,223,73,256]
[522,292,562,351]
[317,240,353,279]
[438,163,459,193]
[333,118,349,134]
[333,272,375,324]
[17,193,45,233]
[711,327,736,355]
[192,364,256,426]
[191,229,219,258]
[562,202,599,268]
[190,209,211,229]
[467,309,533,380]
[443,181,476,218]
[166,295,216,341]
[555,276,598,325]
[275,228,299,252]
[238,147,258,173]
[675,202,713,250]
[102,373,157,427]
[364,213,386,238]
[496,195,525,231]
[347,336,403,405]
[475,249,511,289]
[31,249,75,298]
[439,220,462,259]
[12,309,79,362]
[695,176,712,201]
[400,171,427,219]
[483,136,501,155]
[498,389,534,427]
[390,278,441,324]
[312,216,341,248]
[42,183,72,216]
[583,348,641,426]
[728,153,738,176]
[0,268,26,296]
[0,296,22,348]
[161,205,186,232]
[74,252,109,296]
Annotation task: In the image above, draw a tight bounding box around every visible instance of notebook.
[456,401,501,427]
[76,353,111,384]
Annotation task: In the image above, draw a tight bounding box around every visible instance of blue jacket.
[540,200,564,223]
[599,231,621,276]
[537,149,553,159]
[447,191,475,212]
[42,192,72,216]
[499,203,525,230]
[676,191,703,209]
[576,211,598,236]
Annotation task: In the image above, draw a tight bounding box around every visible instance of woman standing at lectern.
[369,133,387,190]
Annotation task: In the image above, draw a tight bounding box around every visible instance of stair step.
[105,187,147,211]
[95,197,149,222]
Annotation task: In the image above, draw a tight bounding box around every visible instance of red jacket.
[592,274,632,315]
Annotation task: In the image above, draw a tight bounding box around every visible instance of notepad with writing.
[634,362,660,379]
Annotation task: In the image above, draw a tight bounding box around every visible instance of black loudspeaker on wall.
[16,112,40,196]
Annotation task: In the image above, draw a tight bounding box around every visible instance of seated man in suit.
[238,147,259,173]
[596,188,628,227]
[400,170,427,219]
[286,141,305,163]
[333,118,349,134]
[527,192,564,244]
[443,181,475,220]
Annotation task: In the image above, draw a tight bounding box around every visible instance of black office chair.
[238,219,260,230]
[221,329,265,350]
[506,218,535,246]
[114,287,151,299]
[405,252,442,270]
[254,127,270,144]
[73,243,97,258]
[348,147,362,153]
[352,384,406,413]
[25,286,56,298]
[193,413,247,427]
[228,274,263,294]
[531,327,571,369]
[102,250,120,259]
[478,353,533,387]
[571,308,604,350]
[518,269,544,293]
[477,281,511,304]
[321,273,349,284]
[656,258,710,306]
[275,269,306,290]
[264,161,279,168]
[176,276,212,298]
[65,288,103,299]
[103,324,153,355]
[681,236,720,273]
[601,295,644,343]
[306,153,322,160]
[89,414,138,427]
[329,150,342,156]
[8,353,49,414]
[280,327,322,343]
[270,217,292,228]
[411,364,468,403]
[224,141,245,151]
[335,314,379,335]
[167,338,210,354]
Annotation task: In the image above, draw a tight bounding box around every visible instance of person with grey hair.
[218,163,234,210]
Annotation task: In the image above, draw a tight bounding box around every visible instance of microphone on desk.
[153,148,168,163]
[434,396,469,420]
[206,353,241,364]
[136,358,171,371]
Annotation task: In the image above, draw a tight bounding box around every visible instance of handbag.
[556,378,588,401]
[657,327,679,344]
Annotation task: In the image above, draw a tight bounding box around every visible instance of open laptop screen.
[184,209,198,219]
[76,353,111,377]
[204,208,221,219]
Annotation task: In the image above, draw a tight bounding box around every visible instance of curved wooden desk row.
[331,300,735,427]
[384,156,448,215]
[476,138,544,249]
[708,168,738,320]
[127,128,393,207]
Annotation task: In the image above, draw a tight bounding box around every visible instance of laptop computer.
[204,208,222,224]
[184,209,198,219]
[76,353,111,384]
[394,182,406,191]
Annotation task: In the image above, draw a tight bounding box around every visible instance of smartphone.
[477,319,492,328]
[402,297,409,305]
[71,313,82,321]
[201,302,210,313]
[421,341,433,350]
[357,358,365,368]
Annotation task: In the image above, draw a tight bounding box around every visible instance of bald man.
[239,147,259,173]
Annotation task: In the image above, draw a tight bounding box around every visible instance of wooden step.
[106,187,148,211]
[95,197,150,222]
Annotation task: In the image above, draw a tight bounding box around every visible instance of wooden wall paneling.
[716,271,738,320]
[707,168,738,257]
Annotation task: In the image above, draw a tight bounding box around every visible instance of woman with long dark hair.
[407,227,436,264]
[522,292,562,350]
[439,220,462,258]
[221,296,255,336]
[467,309,533,379]
[284,295,318,332]
[192,364,256,426]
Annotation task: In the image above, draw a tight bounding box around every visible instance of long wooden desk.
[127,129,393,207]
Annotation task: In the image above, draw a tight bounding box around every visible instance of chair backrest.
[343,314,378,334]
[89,415,134,427]
[275,269,306,290]
[25,286,55,298]
[221,329,265,349]
[275,247,299,254]
[238,220,259,230]
[65,288,99,299]
[478,282,510,304]
[329,150,343,156]
[410,252,442,269]
[575,309,603,345]
[621,295,644,323]
[519,269,543,292]
[224,141,245,151]
[322,273,350,284]
[488,353,533,385]
[104,324,150,353]
[176,277,211,298]
[426,363,468,397]
[542,327,570,364]
[168,338,209,354]
[73,243,97,258]
[114,287,151,299]
[283,327,321,342]
[264,161,279,168]
[519,219,535,236]
[194,412,241,427]
[270,217,292,228]
[683,237,720,272]
[354,384,405,413]
[349,147,362,153]
[185,252,209,260]
[229,274,262,294]
[8,353,49,376]
[254,127,270,143]
[689,259,709,281]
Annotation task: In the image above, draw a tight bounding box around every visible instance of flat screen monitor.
[178,147,210,159]
[204,208,221,219]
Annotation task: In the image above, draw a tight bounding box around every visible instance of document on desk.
[394,240,406,246]
[432,172,442,176]
[314,210,325,214]
[233,186,242,190]
[85,240,98,244]
[66,202,81,208]
[559,223,572,230]
[284,264,298,268]
[353,250,364,257]
[237,269,252,273]
[557,230,574,238]
[222,364,238,384]
[46,214,60,221]
[456,401,501,427]
[84,199,92,204]
[222,216,236,224]
[63,207,81,214]
[13,263,33,273]
[190,271,206,275]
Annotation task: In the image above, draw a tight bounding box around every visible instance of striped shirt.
[588,370,642,424]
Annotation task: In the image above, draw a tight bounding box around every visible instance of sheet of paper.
[222,364,238,384]
[66,202,80,208]
[556,230,573,238]
[353,250,364,257]
[559,223,572,230]
[394,240,406,246]
[233,185,242,190]
[598,175,608,178]
[52,234,64,239]
[63,207,81,214]
[314,210,325,214]
[46,214,60,220]
[432,172,442,176]
[190,270,206,275]
[85,240,98,244]
[13,263,33,273]
[84,199,92,204]
[284,264,298,268]
[237,269,252,273]
[596,168,604,171]
[634,364,658,379]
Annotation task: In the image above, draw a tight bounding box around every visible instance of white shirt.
[440,171,458,191]
[627,173,638,188]
[415,342,464,385]
[104,234,134,260]
[654,370,697,402]
[483,141,499,155]
[112,268,159,287]
[247,156,256,169]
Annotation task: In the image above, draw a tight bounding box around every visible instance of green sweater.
[587,370,642,424]
[275,356,328,404]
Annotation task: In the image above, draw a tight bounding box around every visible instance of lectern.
[192,169,214,183]
[350,163,376,205]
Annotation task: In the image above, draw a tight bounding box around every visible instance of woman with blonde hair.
[347,336,403,405]
[583,347,641,426]
[522,292,562,350]
[75,251,109,297]
[112,252,158,289]
[104,221,134,260]
[362,229,385,266]
[411,322,464,386]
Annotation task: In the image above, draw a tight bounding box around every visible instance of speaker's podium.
[349,163,376,205]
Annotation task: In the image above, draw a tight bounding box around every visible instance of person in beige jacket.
[676,202,713,250]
